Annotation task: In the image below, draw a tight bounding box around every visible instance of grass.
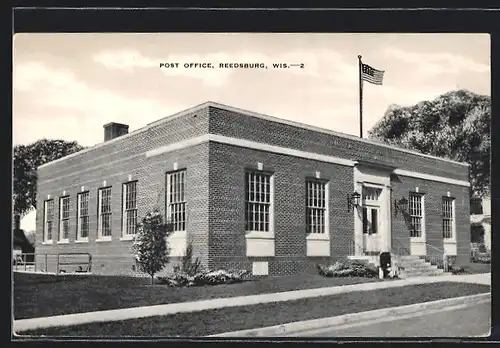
[454,262,491,275]
[21,282,490,337]
[14,271,383,320]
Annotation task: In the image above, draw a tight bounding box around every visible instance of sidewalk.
[13,272,490,333]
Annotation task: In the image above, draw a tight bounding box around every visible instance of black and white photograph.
[12,31,491,338]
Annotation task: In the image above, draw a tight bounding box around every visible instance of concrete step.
[401,273,442,279]
[393,253,446,278]
[402,269,445,277]
[393,255,422,260]
[349,254,447,279]
[396,259,428,266]
[398,263,439,271]
[405,267,444,274]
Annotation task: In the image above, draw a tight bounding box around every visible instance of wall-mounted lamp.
[347,191,361,212]
[394,197,409,216]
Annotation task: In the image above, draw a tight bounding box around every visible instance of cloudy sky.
[13,33,490,229]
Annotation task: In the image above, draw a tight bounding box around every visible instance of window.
[122,181,138,236]
[166,171,186,232]
[43,199,54,242]
[77,192,90,240]
[442,197,455,239]
[306,179,327,234]
[98,187,112,239]
[59,196,70,241]
[245,171,272,232]
[409,193,424,238]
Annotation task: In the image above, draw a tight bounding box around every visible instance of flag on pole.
[361,63,385,85]
[357,56,385,138]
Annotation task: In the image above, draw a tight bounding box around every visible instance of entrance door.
[362,205,381,253]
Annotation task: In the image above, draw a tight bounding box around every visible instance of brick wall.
[208,142,354,276]
[208,106,469,182]
[34,103,471,277]
[36,107,210,276]
[391,174,470,265]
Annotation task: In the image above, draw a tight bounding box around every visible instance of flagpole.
[358,55,363,138]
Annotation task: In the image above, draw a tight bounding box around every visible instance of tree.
[24,230,36,247]
[132,209,174,285]
[368,90,490,198]
[13,139,85,219]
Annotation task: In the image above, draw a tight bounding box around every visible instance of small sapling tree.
[132,209,174,285]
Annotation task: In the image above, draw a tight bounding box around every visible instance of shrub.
[471,253,491,264]
[197,269,250,285]
[180,243,203,276]
[158,269,250,287]
[159,272,196,287]
[317,259,379,278]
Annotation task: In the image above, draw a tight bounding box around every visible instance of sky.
[13,33,490,230]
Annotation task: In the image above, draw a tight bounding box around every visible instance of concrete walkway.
[13,272,490,333]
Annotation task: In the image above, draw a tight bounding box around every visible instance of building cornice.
[38,101,470,170]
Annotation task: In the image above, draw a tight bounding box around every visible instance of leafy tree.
[13,139,85,220]
[24,230,36,247]
[368,90,490,198]
[132,209,174,285]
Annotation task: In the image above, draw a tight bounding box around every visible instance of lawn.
[14,271,383,320]
[458,262,491,274]
[21,282,490,337]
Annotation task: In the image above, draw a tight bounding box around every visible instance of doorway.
[362,186,382,254]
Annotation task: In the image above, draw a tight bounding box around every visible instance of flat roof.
[38,101,470,169]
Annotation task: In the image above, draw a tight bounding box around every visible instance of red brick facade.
[35,102,471,276]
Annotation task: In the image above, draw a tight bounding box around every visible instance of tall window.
[77,192,90,240]
[306,179,327,234]
[43,199,54,242]
[409,193,424,238]
[245,171,272,232]
[122,181,138,236]
[59,196,70,241]
[442,197,455,239]
[98,187,112,239]
[166,171,186,232]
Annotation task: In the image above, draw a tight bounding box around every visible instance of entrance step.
[394,254,448,279]
[347,254,450,279]
[399,263,439,270]
[401,269,444,277]
[397,255,425,261]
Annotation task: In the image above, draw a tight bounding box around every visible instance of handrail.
[13,253,92,274]
[57,253,92,274]
[425,242,444,254]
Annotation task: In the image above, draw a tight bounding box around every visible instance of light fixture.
[347,191,361,212]
[394,197,409,216]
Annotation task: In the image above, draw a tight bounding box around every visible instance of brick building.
[35,102,471,276]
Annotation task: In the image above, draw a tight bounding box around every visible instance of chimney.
[104,122,129,142]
